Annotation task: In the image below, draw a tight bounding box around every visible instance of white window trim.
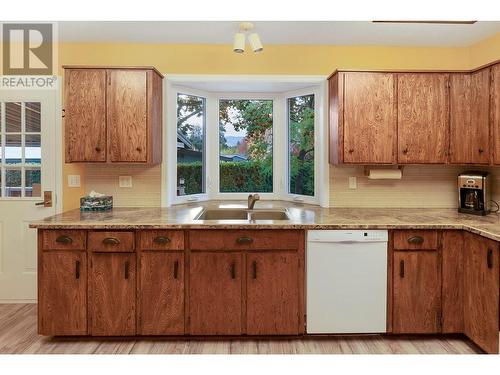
[163,75,329,208]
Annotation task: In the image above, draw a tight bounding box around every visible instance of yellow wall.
[59,34,500,210]
[469,32,500,68]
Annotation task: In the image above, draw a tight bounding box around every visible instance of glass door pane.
[0,101,42,197]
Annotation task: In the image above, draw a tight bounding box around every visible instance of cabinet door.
[343,72,396,163]
[246,252,300,335]
[139,252,184,335]
[39,251,87,335]
[107,69,147,162]
[492,64,500,164]
[464,233,499,354]
[189,252,242,335]
[65,69,107,162]
[397,73,449,163]
[90,253,136,336]
[393,251,441,333]
[449,70,490,164]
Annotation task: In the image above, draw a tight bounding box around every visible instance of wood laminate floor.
[0,304,482,354]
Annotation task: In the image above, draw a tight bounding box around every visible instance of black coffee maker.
[458,171,490,215]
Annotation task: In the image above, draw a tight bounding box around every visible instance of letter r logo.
[2,23,53,75]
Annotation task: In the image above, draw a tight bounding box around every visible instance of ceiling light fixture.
[233,22,263,54]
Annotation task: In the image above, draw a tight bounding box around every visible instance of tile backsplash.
[84,164,500,209]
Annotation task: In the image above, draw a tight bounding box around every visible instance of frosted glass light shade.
[233,33,245,53]
[248,33,263,52]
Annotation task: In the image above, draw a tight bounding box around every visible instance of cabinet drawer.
[393,230,438,250]
[88,231,135,252]
[139,230,184,251]
[189,230,301,251]
[42,230,86,250]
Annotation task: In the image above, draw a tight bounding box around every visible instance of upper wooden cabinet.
[64,66,163,164]
[449,69,491,164]
[343,73,397,164]
[397,73,449,164]
[328,61,500,165]
[492,64,500,164]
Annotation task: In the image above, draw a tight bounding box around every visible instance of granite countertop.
[29,200,500,241]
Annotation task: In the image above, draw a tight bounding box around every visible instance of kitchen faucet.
[248,194,260,210]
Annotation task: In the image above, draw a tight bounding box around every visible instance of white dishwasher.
[306,230,388,334]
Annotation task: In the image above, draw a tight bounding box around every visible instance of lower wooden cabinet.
[189,252,243,335]
[392,250,441,334]
[90,252,136,336]
[139,252,185,335]
[39,251,87,335]
[463,232,499,354]
[246,252,301,335]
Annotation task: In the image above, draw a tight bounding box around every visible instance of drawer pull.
[231,262,236,279]
[173,260,179,279]
[56,235,73,244]
[75,260,80,279]
[153,236,171,245]
[407,236,424,245]
[124,261,129,279]
[400,260,405,278]
[487,248,493,269]
[252,261,257,279]
[103,237,120,245]
[236,236,253,245]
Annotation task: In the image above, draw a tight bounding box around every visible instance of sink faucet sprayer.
[248,194,260,210]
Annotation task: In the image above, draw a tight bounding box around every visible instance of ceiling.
[58,21,500,47]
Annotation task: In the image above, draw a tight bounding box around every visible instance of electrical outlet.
[67,175,81,188]
[119,176,133,188]
[348,176,357,189]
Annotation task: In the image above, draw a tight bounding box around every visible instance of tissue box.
[80,195,113,211]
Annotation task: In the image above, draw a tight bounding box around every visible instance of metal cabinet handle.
[231,262,236,279]
[479,148,484,154]
[236,236,253,245]
[252,261,257,279]
[56,235,73,244]
[407,236,424,245]
[173,260,179,279]
[95,146,102,152]
[124,261,129,279]
[487,248,493,269]
[153,236,171,244]
[400,260,405,278]
[402,148,409,155]
[62,109,66,118]
[103,237,120,245]
[348,148,354,154]
[136,147,142,152]
[75,260,80,279]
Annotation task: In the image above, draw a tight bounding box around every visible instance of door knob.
[35,191,52,207]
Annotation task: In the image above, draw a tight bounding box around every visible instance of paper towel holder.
[363,165,405,177]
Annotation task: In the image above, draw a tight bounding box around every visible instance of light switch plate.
[68,175,81,188]
[349,176,357,189]
[119,176,133,188]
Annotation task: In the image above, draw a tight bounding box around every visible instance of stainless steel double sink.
[194,208,290,221]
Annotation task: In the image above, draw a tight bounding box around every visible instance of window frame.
[164,76,328,207]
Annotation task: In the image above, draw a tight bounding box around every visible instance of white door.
[0,89,59,301]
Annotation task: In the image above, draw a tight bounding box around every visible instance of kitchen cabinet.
[397,73,449,164]
[392,250,441,333]
[39,250,87,335]
[64,69,107,162]
[246,252,301,335]
[90,252,136,336]
[342,72,397,164]
[189,252,243,335]
[492,64,500,164]
[139,252,185,335]
[64,66,163,164]
[449,69,490,164]
[463,232,499,354]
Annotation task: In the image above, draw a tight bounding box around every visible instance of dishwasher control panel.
[307,230,388,243]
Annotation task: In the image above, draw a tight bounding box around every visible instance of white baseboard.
[0,300,36,304]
